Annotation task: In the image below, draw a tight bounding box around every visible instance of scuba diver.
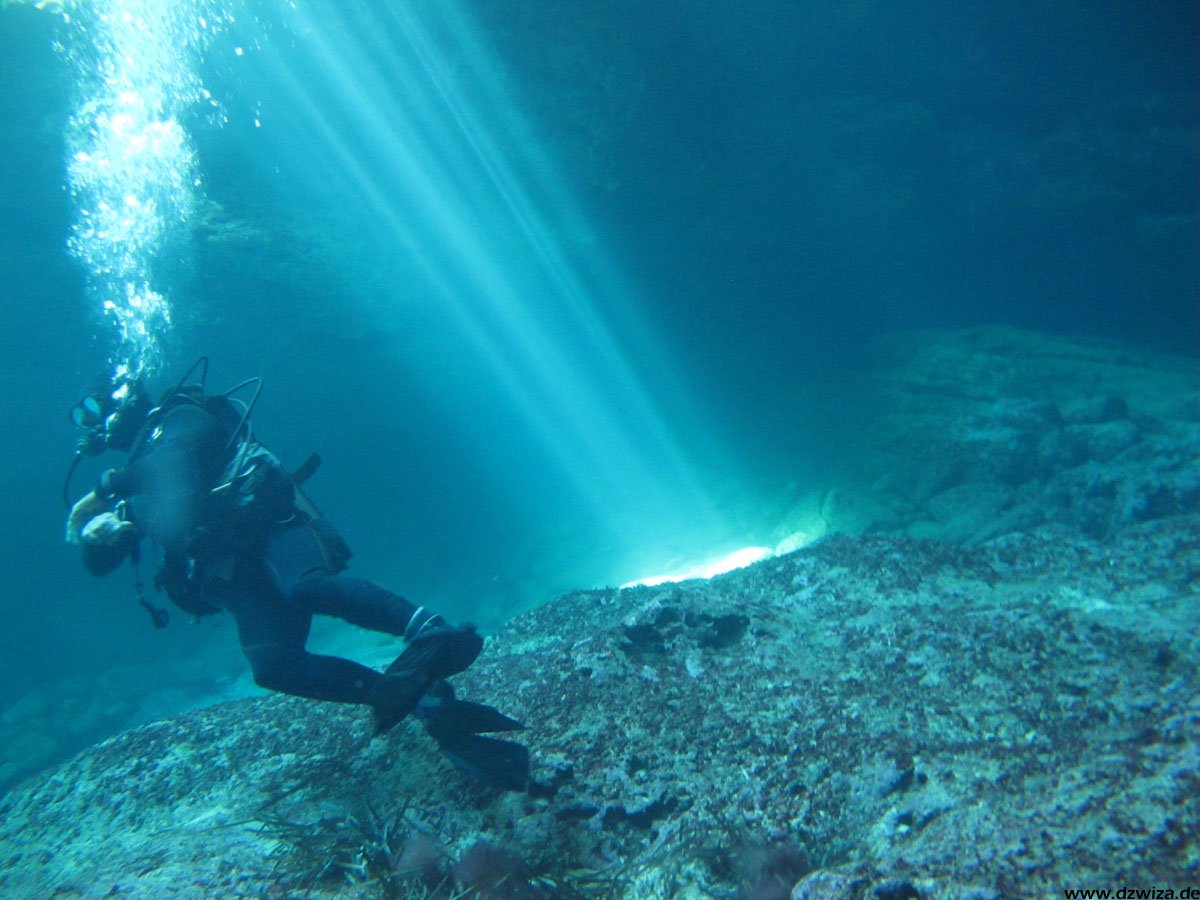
[63,358,530,792]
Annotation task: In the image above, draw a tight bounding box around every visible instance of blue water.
[0,0,1196,792]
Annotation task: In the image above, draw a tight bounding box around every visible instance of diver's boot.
[367,670,427,735]
[372,621,483,736]
[387,623,483,681]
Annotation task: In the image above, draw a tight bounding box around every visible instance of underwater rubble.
[1,327,1197,898]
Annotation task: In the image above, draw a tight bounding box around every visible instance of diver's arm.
[94,445,158,499]
[95,464,134,500]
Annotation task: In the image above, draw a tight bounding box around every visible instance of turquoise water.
[0,0,1196,795]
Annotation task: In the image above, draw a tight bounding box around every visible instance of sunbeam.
[228,0,749,577]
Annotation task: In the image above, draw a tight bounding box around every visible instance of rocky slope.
[1,515,1196,898]
[2,327,1197,898]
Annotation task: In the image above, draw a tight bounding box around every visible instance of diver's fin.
[415,682,531,791]
[418,690,527,736]
[432,731,531,793]
[369,671,428,736]
[433,699,526,734]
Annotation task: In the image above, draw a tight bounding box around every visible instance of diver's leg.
[293,573,438,636]
[224,580,423,729]
[264,521,433,636]
[260,519,480,700]
[293,573,481,679]
[226,580,363,700]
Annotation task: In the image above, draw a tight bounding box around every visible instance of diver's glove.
[80,512,139,550]
[66,491,111,544]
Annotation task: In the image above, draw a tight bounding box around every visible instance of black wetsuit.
[96,401,427,705]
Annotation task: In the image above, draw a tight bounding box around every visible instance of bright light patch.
[241,1,741,564]
[621,545,774,588]
[619,523,829,589]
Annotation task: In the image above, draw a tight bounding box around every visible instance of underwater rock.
[923,480,1013,543]
[1066,418,1141,462]
[0,690,49,727]
[0,511,1196,898]
[1061,393,1131,425]
[849,327,1200,543]
[789,868,866,899]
